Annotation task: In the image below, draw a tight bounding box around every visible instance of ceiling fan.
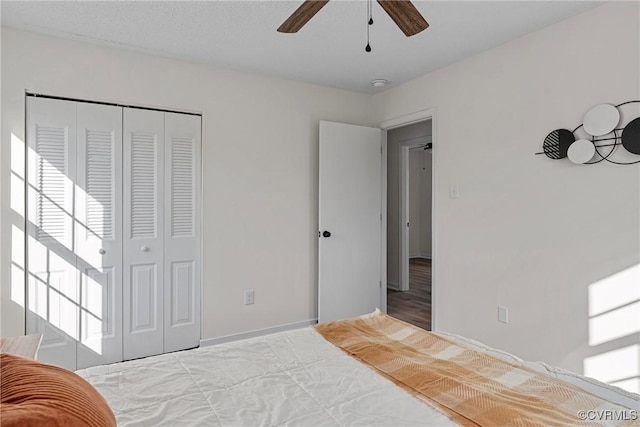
[277,0,429,37]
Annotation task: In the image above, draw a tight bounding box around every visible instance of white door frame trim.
[379,108,438,330]
[380,131,388,313]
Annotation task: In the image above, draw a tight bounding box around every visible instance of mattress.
[77,322,639,426]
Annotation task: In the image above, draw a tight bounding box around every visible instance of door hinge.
[379,280,382,288]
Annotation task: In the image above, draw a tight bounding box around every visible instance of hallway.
[386,258,431,330]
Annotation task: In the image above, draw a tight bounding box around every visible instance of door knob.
[98,248,106,255]
[322,231,331,238]
[141,246,150,252]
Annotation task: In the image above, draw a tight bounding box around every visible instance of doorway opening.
[385,119,433,330]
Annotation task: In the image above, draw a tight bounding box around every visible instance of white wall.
[0,27,374,340]
[387,120,431,286]
[375,2,640,376]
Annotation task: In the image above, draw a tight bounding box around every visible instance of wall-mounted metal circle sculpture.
[537,100,640,165]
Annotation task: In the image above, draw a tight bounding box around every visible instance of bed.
[73,310,639,426]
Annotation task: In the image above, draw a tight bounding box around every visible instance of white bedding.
[77,327,456,426]
[77,326,639,426]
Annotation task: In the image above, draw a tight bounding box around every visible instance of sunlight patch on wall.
[11,225,25,270]
[586,264,640,393]
[589,264,640,317]
[11,133,25,178]
[11,174,25,217]
[589,301,640,346]
[11,134,26,216]
[588,263,640,346]
[11,225,25,308]
[584,345,640,393]
[10,134,27,308]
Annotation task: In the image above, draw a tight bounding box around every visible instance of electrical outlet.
[498,306,508,323]
[245,290,255,305]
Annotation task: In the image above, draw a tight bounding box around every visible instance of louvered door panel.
[33,125,74,247]
[76,103,123,369]
[123,108,165,360]
[170,137,195,237]
[26,97,78,370]
[86,130,115,240]
[131,133,158,238]
[164,113,201,352]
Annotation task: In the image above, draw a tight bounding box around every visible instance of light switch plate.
[498,306,508,323]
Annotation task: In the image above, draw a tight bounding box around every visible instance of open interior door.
[318,121,385,323]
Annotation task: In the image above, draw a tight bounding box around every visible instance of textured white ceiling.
[1,1,601,94]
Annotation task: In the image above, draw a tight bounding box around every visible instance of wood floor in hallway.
[387,258,431,330]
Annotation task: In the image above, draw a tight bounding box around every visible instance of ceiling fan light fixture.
[371,79,388,87]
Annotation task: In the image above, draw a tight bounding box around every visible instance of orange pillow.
[0,353,116,427]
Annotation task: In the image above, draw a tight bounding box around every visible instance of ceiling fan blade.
[377,0,429,37]
[277,0,330,33]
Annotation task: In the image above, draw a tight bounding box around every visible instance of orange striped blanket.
[315,311,638,427]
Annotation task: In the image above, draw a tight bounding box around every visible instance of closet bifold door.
[75,103,123,369]
[26,97,78,370]
[123,108,165,360]
[164,113,201,353]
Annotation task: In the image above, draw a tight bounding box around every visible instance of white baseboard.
[387,281,400,291]
[199,318,318,347]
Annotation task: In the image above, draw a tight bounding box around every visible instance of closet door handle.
[98,248,106,255]
[141,246,150,252]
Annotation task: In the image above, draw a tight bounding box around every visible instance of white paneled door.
[318,121,384,323]
[27,97,201,369]
[123,108,165,361]
[26,97,79,370]
[76,103,123,369]
[164,113,201,353]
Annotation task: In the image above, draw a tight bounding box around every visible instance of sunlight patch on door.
[80,272,105,354]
